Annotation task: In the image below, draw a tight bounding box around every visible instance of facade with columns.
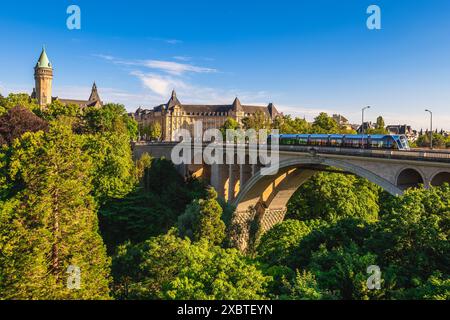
[132,90,281,141]
[31,47,103,109]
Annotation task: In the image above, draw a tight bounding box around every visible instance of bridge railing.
[133,142,450,164]
[279,145,450,163]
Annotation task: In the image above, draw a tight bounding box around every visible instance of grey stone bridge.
[134,142,450,251]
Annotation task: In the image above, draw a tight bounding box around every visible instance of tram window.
[309,138,327,146]
[283,138,296,145]
[330,139,342,146]
[370,140,384,149]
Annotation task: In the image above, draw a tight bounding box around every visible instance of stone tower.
[34,47,53,108]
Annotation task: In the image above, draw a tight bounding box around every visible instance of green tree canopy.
[178,187,226,245]
[242,110,271,133]
[112,231,270,300]
[82,103,138,139]
[286,172,380,224]
[0,93,39,115]
[0,122,110,299]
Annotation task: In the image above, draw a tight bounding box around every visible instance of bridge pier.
[230,206,288,253]
[228,164,241,202]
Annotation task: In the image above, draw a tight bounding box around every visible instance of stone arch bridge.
[134,142,450,251]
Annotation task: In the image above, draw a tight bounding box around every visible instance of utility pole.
[425,109,433,149]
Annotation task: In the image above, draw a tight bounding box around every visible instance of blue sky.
[1,0,450,130]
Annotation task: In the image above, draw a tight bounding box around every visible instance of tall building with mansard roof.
[31,47,103,109]
[133,90,281,141]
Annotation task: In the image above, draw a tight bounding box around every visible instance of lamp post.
[425,109,433,149]
[362,106,371,134]
[361,106,371,148]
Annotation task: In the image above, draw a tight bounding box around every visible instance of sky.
[0,0,450,130]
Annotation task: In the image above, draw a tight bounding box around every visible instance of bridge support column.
[240,164,253,189]
[211,163,229,200]
[228,164,241,202]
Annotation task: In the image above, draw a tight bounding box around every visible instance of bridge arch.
[430,171,450,187]
[396,167,425,190]
[229,157,403,252]
[232,157,403,211]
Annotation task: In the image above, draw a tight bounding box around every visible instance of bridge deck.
[133,142,450,164]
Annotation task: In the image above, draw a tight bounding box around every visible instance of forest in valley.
[0,93,448,300]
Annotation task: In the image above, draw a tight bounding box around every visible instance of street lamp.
[425,109,433,149]
[361,106,371,149]
[362,106,371,134]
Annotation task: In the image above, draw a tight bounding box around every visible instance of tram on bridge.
[273,134,410,150]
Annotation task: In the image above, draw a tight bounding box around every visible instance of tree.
[273,115,311,134]
[311,113,339,133]
[0,93,39,115]
[178,187,226,245]
[82,132,137,202]
[114,231,270,300]
[99,157,206,251]
[0,106,48,145]
[286,172,380,224]
[36,100,81,121]
[307,243,381,300]
[140,122,162,141]
[280,270,326,300]
[148,122,162,141]
[376,116,385,129]
[242,110,271,133]
[257,220,312,265]
[368,185,450,297]
[220,117,240,140]
[0,123,110,299]
[416,132,447,149]
[82,103,138,139]
[368,116,388,134]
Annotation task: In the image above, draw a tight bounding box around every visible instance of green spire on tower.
[36,46,52,68]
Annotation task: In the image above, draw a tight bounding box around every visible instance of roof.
[167,90,181,109]
[56,98,100,108]
[88,82,101,102]
[55,82,103,108]
[135,93,281,118]
[36,47,52,69]
[232,97,243,112]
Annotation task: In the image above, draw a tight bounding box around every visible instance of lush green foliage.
[414,132,450,149]
[112,231,270,300]
[287,172,380,223]
[99,157,207,251]
[82,103,138,139]
[0,93,39,115]
[139,122,162,141]
[368,116,388,134]
[0,93,447,300]
[178,187,226,245]
[242,110,272,133]
[0,123,110,299]
[256,184,449,300]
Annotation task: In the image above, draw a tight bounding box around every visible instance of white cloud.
[131,71,188,97]
[173,56,191,61]
[165,39,183,45]
[142,60,217,76]
[94,54,217,76]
